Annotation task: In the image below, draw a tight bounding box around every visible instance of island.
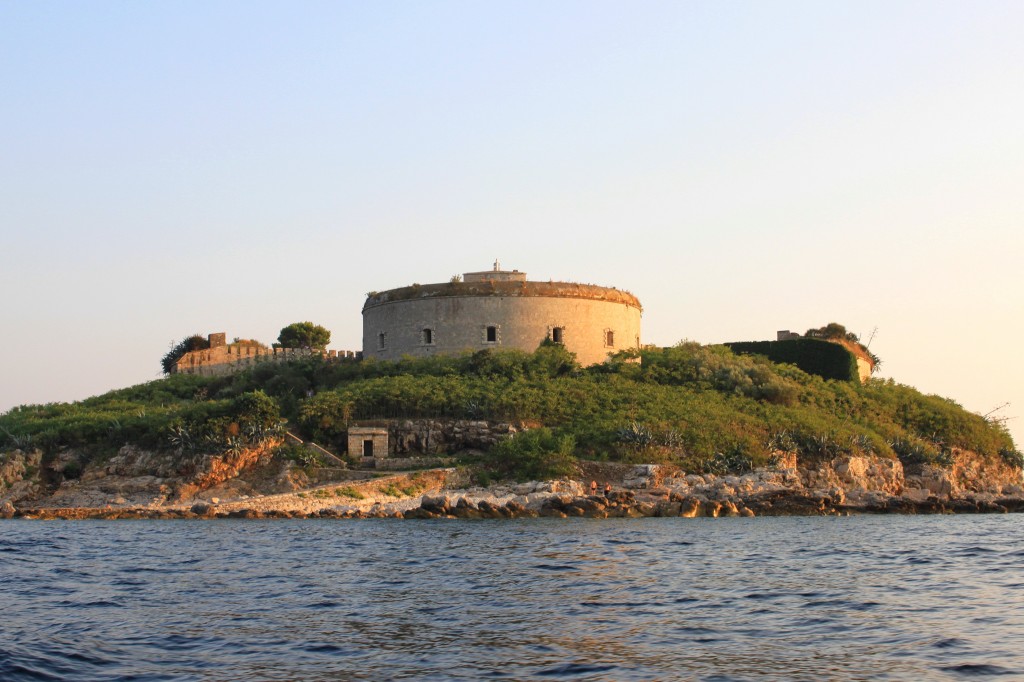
[2,335,1021,519]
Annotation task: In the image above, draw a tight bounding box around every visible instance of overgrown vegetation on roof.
[363,280,642,310]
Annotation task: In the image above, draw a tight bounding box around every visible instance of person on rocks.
[604,483,612,498]
[590,480,598,495]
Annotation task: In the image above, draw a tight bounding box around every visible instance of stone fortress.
[362,261,643,366]
[169,262,876,463]
[174,261,870,383]
[174,262,641,375]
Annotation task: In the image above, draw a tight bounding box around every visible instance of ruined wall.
[362,281,642,366]
[175,343,361,377]
[387,419,517,456]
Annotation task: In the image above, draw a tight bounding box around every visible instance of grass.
[1,342,1017,479]
[334,486,366,499]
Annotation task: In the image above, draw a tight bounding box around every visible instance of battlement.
[174,334,361,377]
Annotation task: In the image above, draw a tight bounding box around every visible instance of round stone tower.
[361,263,642,366]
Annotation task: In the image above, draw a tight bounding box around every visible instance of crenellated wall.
[174,336,361,377]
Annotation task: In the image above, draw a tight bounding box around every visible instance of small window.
[605,330,615,347]
[422,328,434,345]
[486,326,497,343]
[377,332,387,350]
[551,327,564,344]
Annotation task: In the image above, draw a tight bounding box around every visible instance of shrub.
[62,460,83,480]
[334,486,365,499]
[482,428,576,481]
[999,448,1024,470]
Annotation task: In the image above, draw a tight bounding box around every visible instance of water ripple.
[1,516,1023,680]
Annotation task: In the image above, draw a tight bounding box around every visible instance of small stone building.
[347,426,389,459]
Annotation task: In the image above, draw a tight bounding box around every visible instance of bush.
[999,448,1023,470]
[482,428,576,482]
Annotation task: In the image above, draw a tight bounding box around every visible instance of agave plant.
[705,446,753,475]
[616,421,654,446]
[767,430,797,453]
[166,423,197,453]
[0,426,33,450]
[660,428,685,449]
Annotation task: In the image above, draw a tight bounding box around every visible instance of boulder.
[420,495,452,514]
[678,498,701,518]
[403,507,438,519]
[189,502,213,516]
[503,500,531,517]
[475,499,505,518]
[703,501,722,518]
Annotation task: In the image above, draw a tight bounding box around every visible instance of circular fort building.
[362,264,642,366]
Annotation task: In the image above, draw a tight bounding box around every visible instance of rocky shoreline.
[5,457,1023,520]
[7,488,1023,521]
[3,441,1023,521]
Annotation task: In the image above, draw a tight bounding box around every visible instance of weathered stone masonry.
[174,334,361,376]
[362,265,642,366]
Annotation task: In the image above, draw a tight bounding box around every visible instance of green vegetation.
[275,442,322,468]
[804,322,860,342]
[276,322,331,350]
[726,338,861,382]
[334,486,366,499]
[482,427,576,481]
[161,334,210,375]
[805,321,882,369]
[1,341,1016,480]
[379,481,423,498]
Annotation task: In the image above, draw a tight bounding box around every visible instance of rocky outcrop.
[4,444,1022,519]
[0,449,43,506]
[393,454,1024,520]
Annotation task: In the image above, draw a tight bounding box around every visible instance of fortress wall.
[855,357,873,384]
[362,294,641,366]
[175,345,360,377]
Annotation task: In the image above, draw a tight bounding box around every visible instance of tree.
[805,322,852,340]
[276,322,331,350]
[161,334,210,375]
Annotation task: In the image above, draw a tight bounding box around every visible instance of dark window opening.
[551,327,564,344]
[378,332,386,350]
[486,326,497,343]
[605,330,615,347]
[423,328,433,345]
[362,439,374,457]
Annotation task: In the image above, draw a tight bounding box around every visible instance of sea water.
[1,516,1022,681]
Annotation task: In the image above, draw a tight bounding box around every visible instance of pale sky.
[2,1,1022,446]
